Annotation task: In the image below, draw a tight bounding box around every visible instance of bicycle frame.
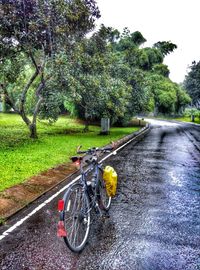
[79,156,103,213]
[57,145,113,252]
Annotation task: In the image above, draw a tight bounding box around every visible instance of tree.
[175,85,191,113]
[117,30,146,52]
[184,107,200,122]
[184,61,200,108]
[130,31,146,47]
[0,0,100,138]
[145,74,190,115]
[64,74,131,129]
[153,41,177,56]
[152,64,170,77]
[61,26,133,129]
[0,53,27,112]
[137,48,163,70]
[129,69,150,113]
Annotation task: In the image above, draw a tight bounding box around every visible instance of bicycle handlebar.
[76,145,113,155]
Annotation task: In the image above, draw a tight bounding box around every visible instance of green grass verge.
[0,113,140,192]
[149,115,200,125]
[0,217,5,225]
[173,116,200,124]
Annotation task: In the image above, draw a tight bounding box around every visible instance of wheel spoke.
[62,184,91,252]
[72,218,79,247]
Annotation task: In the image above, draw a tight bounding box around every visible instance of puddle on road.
[168,171,183,187]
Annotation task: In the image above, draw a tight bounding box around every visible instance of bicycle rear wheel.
[61,183,90,252]
[98,168,112,211]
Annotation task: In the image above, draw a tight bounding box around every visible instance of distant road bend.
[0,119,200,270]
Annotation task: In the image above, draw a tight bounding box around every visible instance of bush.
[184,108,199,117]
[184,107,200,121]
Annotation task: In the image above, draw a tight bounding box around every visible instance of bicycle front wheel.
[61,183,91,252]
[98,168,112,211]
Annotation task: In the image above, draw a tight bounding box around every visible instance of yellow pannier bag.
[103,166,117,197]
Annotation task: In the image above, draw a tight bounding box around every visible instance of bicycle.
[57,145,113,253]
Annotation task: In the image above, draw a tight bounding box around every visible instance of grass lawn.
[0,113,140,192]
[149,115,200,125]
[173,116,200,124]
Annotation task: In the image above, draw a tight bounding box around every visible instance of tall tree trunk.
[29,95,43,139]
[1,55,44,139]
[20,77,44,139]
[29,123,38,139]
[2,94,6,113]
[191,114,195,122]
[83,119,89,132]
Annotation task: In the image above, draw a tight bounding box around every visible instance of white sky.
[95,0,200,83]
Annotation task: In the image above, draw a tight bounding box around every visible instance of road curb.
[0,124,150,222]
[110,123,150,150]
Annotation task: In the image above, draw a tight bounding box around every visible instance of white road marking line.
[0,176,80,241]
[101,127,147,162]
[0,127,148,241]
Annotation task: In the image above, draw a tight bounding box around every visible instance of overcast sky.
[95,0,200,83]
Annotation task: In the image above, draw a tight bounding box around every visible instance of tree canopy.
[153,41,177,56]
[0,2,191,138]
[0,0,100,137]
[184,61,200,108]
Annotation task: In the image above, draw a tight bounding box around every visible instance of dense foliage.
[0,1,191,137]
[184,61,200,108]
[0,0,100,137]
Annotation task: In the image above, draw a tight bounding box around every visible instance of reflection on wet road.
[0,120,200,270]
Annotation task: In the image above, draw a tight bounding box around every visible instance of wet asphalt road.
[0,119,200,270]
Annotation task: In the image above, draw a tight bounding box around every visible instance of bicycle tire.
[60,183,91,253]
[98,168,112,211]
